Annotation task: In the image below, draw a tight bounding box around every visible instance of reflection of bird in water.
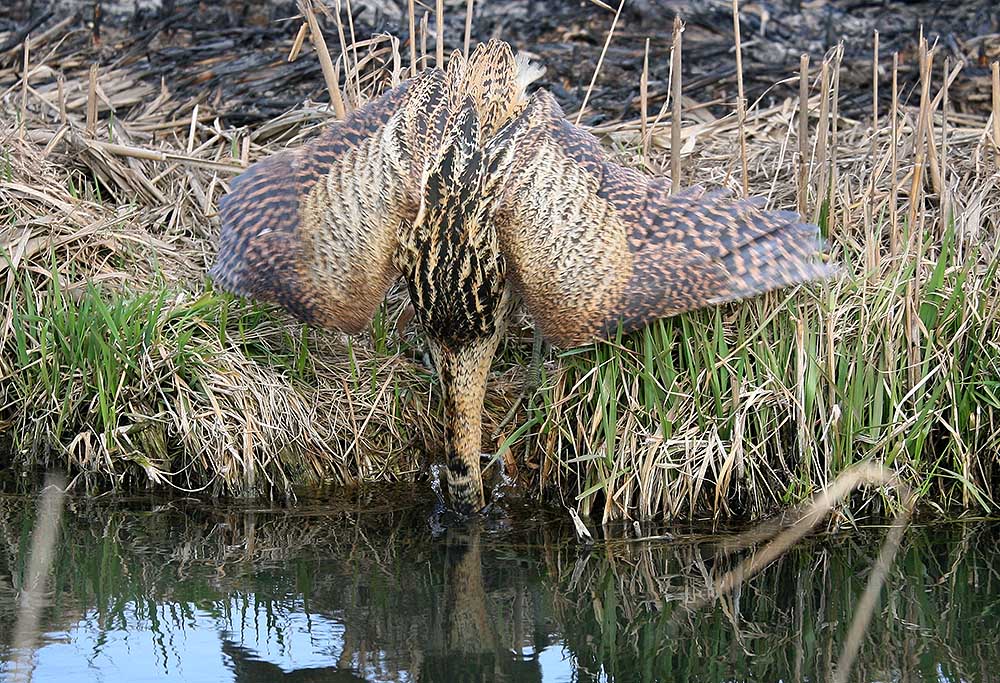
[220,638,369,682]
[212,39,833,514]
[421,520,545,683]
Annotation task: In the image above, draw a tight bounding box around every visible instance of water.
[0,485,997,682]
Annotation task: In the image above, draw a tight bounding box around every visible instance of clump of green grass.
[5,270,285,492]
[0,261,439,496]
[529,217,1000,522]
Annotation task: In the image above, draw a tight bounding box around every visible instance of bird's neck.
[429,336,501,513]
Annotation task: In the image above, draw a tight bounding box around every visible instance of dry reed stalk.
[289,21,308,62]
[86,62,97,135]
[574,0,626,126]
[916,43,937,233]
[828,43,843,237]
[435,0,444,68]
[890,52,900,256]
[463,0,474,59]
[300,0,345,119]
[941,58,950,239]
[670,15,683,192]
[731,0,749,197]
[907,40,933,236]
[420,12,429,71]
[992,62,1000,170]
[924,123,943,204]
[186,103,198,153]
[56,72,66,125]
[871,30,879,148]
[797,53,809,215]
[19,37,28,140]
[344,0,362,103]
[810,58,831,224]
[80,137,244,172]
[640,38,650,164]
[906,41,933,390]
[9,474,66,683]
[389,34,402,86]
[330,0,353,108]
[866,35,880,270]
[408,0,417,77]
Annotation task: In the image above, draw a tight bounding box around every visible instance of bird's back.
[210,40,537,338]
[396,42,540,349]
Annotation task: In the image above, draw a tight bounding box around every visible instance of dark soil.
[2,0,998,124]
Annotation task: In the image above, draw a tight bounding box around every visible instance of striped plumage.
[212,40,834,513]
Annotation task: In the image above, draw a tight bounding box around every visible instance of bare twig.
[574,0,626,126]
[670,16,683,192]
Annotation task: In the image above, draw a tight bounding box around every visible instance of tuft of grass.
[1,261,440,496]
[528,216,1000,522]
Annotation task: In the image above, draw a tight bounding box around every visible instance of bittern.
[211,40,833,513]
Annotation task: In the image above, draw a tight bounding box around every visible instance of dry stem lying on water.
[682,462,914,683]
[7,474,64,683]
[0,8,998,521]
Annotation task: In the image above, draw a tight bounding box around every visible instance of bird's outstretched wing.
[211,69,451,334]
[494,91,835,347]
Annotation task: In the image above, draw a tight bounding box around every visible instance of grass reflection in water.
[0,486,997,682]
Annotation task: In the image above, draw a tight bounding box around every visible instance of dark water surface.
[0,485,997,682]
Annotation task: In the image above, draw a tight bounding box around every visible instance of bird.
[211,39,834,515]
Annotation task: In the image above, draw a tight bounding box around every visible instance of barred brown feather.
[494,90,835,346]
[212,71,446,333]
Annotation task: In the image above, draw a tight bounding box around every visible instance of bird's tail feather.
[709,221,837,306]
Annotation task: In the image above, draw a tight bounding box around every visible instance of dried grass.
[1,9,998,521]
